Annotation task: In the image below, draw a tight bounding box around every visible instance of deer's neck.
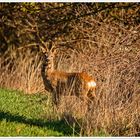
[41,53,54,93]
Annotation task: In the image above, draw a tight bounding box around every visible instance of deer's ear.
[40,46,47,54]
[51,48,58,56]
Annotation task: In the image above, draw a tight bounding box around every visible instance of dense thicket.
[0,3,139,54]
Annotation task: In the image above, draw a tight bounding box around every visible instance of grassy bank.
[0,88,75,136]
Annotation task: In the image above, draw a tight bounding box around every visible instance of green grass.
[0,88,75,136]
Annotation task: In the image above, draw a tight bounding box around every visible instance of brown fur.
[46,71,96,105]
[41,46,96,105]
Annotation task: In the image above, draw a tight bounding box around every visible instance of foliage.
[0,3,139,54]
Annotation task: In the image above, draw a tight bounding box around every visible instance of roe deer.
[41,43,96,105]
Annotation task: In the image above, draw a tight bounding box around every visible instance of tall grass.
[52,21,140,136]
[0,20,140,136]
[0,50,44,94]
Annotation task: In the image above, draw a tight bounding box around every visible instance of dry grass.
[0,20,140,136]
[52,21,140,136]
[0,49,44,94]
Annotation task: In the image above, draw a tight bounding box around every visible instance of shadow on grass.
[0,110,79,136]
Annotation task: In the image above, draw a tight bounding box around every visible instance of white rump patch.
[87,81,96,88]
